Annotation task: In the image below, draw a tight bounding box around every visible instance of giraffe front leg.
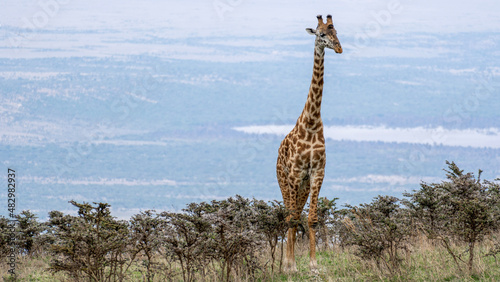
[285,172,302,273]
[308,197,318,272]
[308,170,324,272]
[285,226,298,272]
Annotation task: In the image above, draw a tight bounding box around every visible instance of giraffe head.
[306,15,342,54]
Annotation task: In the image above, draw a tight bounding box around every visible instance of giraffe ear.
[305,28,316,35]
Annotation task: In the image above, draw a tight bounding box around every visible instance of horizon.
[1,0,499,220]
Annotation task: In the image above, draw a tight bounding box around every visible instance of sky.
[1,0,500,59]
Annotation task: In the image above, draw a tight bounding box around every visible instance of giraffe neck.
[298,45,325,131]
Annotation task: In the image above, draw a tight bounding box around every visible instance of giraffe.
[276,14,342,272]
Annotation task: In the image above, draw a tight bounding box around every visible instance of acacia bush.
[181,196,266,281]
[253,199,289,274]
[404,161,500,272]
[0,216,11,257]
[48,201,130,281]
[308,197,339,250]
[15,210,46,255]
[128,210,164,281]
[0,211,48,257]
[158,196,275,281]
[343,196,413,274]
[161,211,209,282]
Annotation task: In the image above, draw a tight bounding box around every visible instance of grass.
[0,255,70,281]
[1,238,499,281]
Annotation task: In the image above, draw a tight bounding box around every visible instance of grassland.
[2,235,499,281]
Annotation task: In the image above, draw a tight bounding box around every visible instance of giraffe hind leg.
[308,170,325,272]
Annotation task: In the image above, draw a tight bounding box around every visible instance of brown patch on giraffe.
[305,132,313,142]
[315,100,321,108]
[300,153,309,161]
[312,149,325,160]
[298,127,306,138]
[297,141,311,151]
[310,104,317,112]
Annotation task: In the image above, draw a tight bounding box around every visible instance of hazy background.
[1,0,499,219]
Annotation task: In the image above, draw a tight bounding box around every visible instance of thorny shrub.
[343,196,413,275]
[404,161,500,272]
[48,201,129,281]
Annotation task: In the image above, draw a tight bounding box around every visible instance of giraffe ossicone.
[276,14,342,273]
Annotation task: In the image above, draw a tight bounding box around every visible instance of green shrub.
[15,210,45,255]
[404,161,500,272]
[343,196,413,274]
[253,199,289,274]
[128,210,164,282]
[0,216,12,257]
[161,211,210,282]
[48,201,130,281]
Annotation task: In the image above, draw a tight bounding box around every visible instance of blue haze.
[1,1,499,219]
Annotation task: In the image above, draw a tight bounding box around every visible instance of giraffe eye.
[328,24,334,29]
[320,33,325,37]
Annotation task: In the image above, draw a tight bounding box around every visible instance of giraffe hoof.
[310,260,319,274]
[284,259,298,273]
[311,268,319,275]
[285,264,298,273]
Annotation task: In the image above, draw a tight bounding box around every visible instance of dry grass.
[0,255,70,281]
[272,234,500,282]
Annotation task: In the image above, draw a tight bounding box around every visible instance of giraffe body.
[276,14,342,272]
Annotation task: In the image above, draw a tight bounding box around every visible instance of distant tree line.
[1,161,499,281]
